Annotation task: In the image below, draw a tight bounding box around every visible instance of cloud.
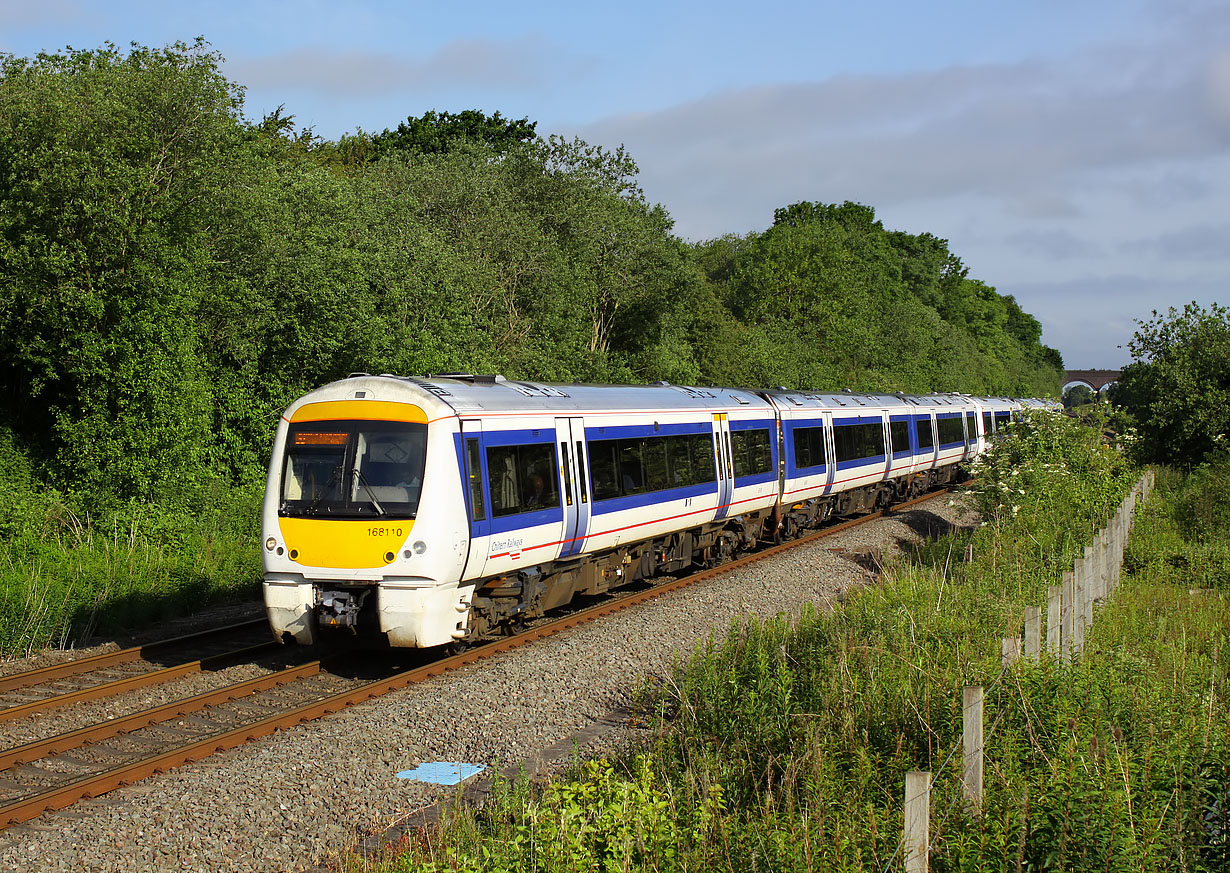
[571,28,1229,241]
[1124,223,1230,261]
[1207,49,1230,132]
[1122,170,1212,209]
[226,34,585,98]
[1007,275,1225,368]
[1007,229,1095,261]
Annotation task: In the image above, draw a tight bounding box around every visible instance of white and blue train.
[261,375,1048,648]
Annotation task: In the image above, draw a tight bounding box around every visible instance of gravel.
[0,494,975,873]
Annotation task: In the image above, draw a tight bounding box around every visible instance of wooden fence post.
[904,770,931,873]
[963,686,984,812]
[1061,571,1074,661]
[1082,546,1095,630]
[1047,585,1061,656]
[1098,531,1109,600]
[1024,606,1041,659]
[1072,563,1085,656]
[1002,636,1021,666]
[1111,515,1122,592]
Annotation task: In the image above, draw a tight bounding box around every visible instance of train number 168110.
[367,527,404,537]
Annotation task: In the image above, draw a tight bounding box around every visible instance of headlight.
[265,537,277,551]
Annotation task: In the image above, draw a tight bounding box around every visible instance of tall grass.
[0,431,263,654]
[370,417,1229,872]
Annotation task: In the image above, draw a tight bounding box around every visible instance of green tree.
[1063,383,1095,408]
[0,40,246,498]
[373,109,536,158]
[1110,302,1230,466]
[701,200,1063,395]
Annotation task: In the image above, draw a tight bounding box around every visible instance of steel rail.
[0,619,268,693]
[0,489,949,828]
[0,659,327,771]
[0,641,279,723]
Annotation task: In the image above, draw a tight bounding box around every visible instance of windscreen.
[280,420,426,519]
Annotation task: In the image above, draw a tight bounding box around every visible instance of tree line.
[0,41,1064,509]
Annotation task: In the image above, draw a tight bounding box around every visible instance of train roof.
[286,375,1051,421]
[295,374,774,417]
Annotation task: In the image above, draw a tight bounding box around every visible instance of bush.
[1111,303,1230,468]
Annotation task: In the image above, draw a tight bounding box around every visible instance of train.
[261,374,1054,648]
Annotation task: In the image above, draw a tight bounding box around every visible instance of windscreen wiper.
[352,469,386,516]
[306,465,344,514]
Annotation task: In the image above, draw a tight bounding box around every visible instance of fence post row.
[902,472,1151,869]
[1032,471,1148,661]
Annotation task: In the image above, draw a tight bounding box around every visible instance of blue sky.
[3,0,1228,372]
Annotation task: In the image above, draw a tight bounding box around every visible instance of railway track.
[0,489,946,829]
[0,619,275,722]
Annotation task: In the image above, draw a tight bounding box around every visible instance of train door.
[880,409,893,480]
[776,415,787,501]
[554,417,591,558]
[712,413,734,519]
[458,420,489,581]
[822,411,837,493]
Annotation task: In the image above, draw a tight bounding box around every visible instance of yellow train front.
[261,376,473,647]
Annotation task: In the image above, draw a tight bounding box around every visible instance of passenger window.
[618,441,646,494]
[732,428,773,478]
[644,438,669,491]
[916,417,934,451]
[486,443,559,517]
[692,434,717,483]
[588,431,717,500]
[937,416,964,445]
[588,441,620,501]
[792,426,826,470]
[667,437,694,486]
[890,421,910,454]
[834,422,885,463]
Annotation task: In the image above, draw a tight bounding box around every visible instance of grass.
[359,417,1229,873]
[0,475,263,655]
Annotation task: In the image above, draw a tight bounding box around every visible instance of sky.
[2,1,1228,373]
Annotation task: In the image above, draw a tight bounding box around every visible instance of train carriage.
[262,375,1045,649]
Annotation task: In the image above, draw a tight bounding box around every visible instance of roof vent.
[426,373,507,384]
[348,372,370,378]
